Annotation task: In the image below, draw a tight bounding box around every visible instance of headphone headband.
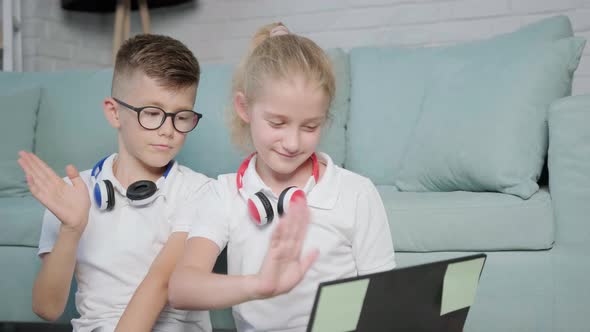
[236,152,319,191]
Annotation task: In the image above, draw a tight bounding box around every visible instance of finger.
[281,203,297,243]
[24,174,40,196]
[300,248,320,274]
[283,198,306,252]
[17,152,35,178]
[284,198,309,256]
[25,172,50,205]
[270,214,286,249]
[28,152,60,184]
[291,198,310,246]
[20,152,51,188]
[65,165,84,188]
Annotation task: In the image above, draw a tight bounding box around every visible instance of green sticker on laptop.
[310,278,370,332]
[441,257,485,315]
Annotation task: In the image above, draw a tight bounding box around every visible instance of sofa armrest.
[548,94,590,245]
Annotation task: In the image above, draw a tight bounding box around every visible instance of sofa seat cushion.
[0,196,44,247]
[379,186,553,251]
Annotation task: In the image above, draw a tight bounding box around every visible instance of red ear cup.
[247,199,261,224]
[248,191,275,225]
[277,186,306,217]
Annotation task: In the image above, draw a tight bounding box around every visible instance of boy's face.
[105,72,197,169]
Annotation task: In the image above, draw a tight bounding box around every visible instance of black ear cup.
[104,179,115,211]
[126,180,158,201]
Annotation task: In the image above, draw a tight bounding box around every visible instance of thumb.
[65,165,84,187]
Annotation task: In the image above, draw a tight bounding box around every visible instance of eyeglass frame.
[112,97,203,133]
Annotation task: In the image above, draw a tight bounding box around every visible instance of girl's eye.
[268,121,284,127]
[303,125,319,132]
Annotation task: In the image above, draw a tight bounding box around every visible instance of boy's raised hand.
[254,198,319,299]
[18,151,90,234]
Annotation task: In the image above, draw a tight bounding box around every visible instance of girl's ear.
[234,92,250,124]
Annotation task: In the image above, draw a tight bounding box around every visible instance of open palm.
[18,151,90,233]
[255,198,319,299]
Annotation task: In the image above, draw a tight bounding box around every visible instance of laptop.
[306,254,487,332]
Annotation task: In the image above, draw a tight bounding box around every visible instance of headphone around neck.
[91,155,174,211]
[236,153,319,226]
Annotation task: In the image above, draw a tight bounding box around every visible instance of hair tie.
[270,25,290,37]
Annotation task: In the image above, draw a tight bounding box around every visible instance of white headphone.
[90,155,175,211]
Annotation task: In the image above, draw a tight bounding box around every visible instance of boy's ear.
[234,92,250,124]
[103,97,121,129]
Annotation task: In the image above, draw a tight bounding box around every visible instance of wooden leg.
[138,0,151,34]
[123,0,131,41]
[112,0,126,63]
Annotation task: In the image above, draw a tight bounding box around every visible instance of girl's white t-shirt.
[187,152,396,332]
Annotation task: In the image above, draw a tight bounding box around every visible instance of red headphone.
[236,153,319,226]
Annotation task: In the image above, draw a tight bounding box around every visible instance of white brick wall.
[20,0,590,95]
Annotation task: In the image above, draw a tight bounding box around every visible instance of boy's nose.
[157,116,175,136]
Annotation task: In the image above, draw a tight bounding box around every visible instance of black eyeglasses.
[113,97,203,133]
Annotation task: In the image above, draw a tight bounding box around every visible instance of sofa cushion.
[34,69,118,175]
[379,186,554,251]
[394,37,585,199]
[0,88,41,197]
[0,196,45,247]
[346,15,574,185]
[178,48,350,177]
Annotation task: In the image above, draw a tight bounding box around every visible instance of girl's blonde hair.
[229,22,336,151]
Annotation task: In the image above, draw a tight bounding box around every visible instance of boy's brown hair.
[112,34,200,93]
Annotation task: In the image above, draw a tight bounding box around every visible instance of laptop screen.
[306,254,486,332]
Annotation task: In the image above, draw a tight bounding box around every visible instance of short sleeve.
[172,175,213,233]
[186,180,230,252]
[37,209,62,256]
[353,178,396,275]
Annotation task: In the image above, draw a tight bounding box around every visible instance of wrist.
[59,223,85,239]
[243,274,265,301]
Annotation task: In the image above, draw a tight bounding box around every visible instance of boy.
[18,34,211,332]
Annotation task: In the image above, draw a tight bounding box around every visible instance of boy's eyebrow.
[143,100,194,111]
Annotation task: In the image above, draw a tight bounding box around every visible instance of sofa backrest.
[0,49,350,180]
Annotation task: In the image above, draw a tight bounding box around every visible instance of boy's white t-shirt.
[187,152,396,332]
[38,154,212,332]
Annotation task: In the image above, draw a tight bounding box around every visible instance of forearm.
[115,273,168,332]
[33,227,80,320]
[116,232,189,331]
[169,266,258,310]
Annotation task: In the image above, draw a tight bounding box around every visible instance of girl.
[169,23,395,332]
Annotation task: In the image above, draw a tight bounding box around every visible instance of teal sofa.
[1,15,589,331]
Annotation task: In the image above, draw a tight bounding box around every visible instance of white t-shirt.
[38,154,213,332]
[188,152,396,332]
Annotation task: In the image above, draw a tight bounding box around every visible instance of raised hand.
[17,151,90,234]
[254,198,319,299]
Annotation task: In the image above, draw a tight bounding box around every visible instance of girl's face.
[236,74,330,181]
